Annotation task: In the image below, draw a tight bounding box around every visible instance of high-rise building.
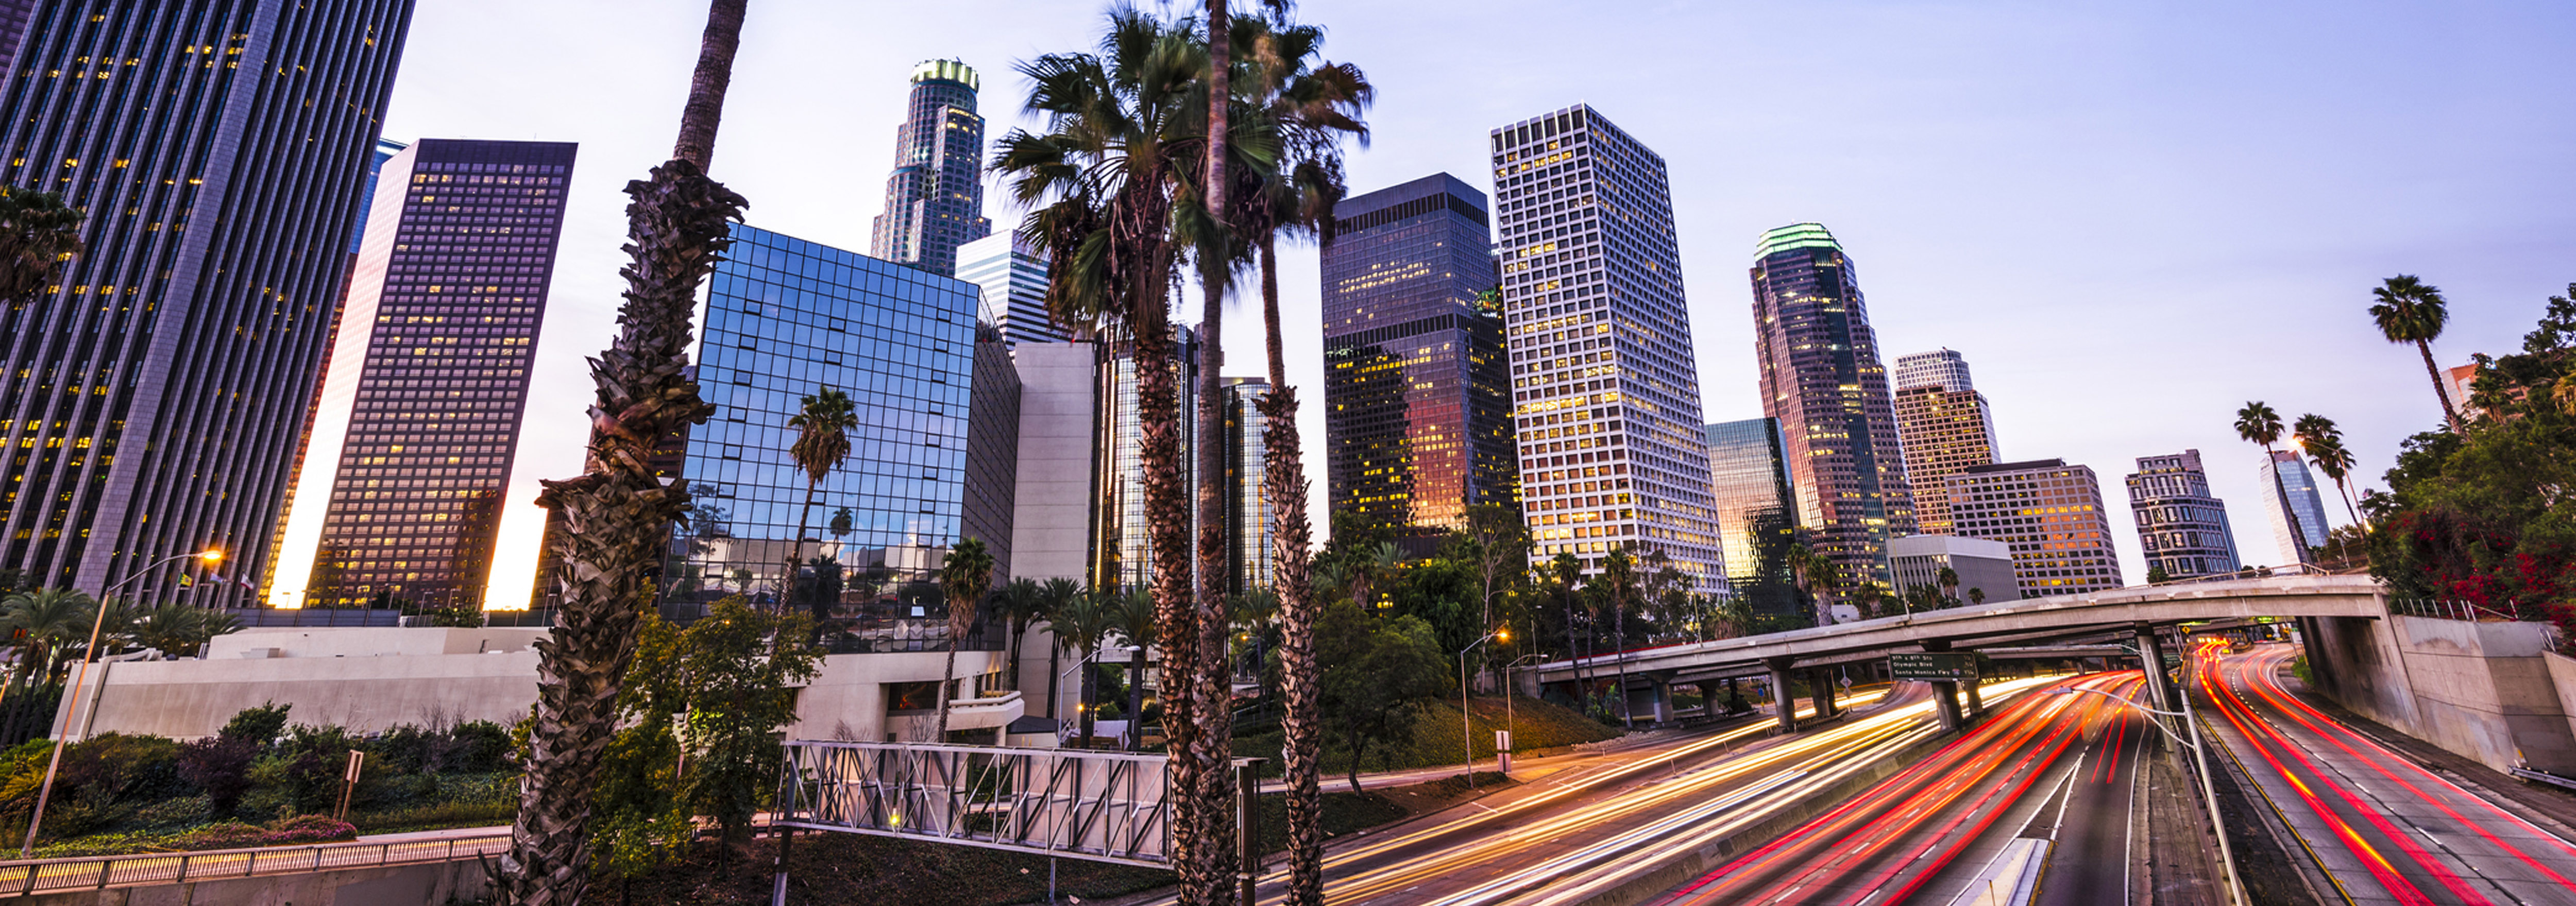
[2259,450,2331,565]
[1750,223,1915,590]
[1091,328,1200,593]
[0,1,38,83]
[2126,450,2241,579]
[1891,349,1998,536]
[1490,106,1722,582]
[1006,343,1098,584]
[1320,173,1516,533]
[0,0,414,604]
[270,140,576,609]
[1223,378,1274,594]
[673,226,1019,605]
[1947,459,2124,598]
[869,59,991,277]
[957,230,1064,345]
[1704,419,1799,620]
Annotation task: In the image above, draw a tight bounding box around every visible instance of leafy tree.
[1313,599,1446,793]
[668,599,817,849]
[934,538,995,741]
[2146,565,2173,585]
[2370,275,2463,434]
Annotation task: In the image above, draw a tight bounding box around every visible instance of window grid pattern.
[1704,418,1799,614]
[956,230,1065,345]
[2125,449,2241,579]
[2259,450,2332,566]
[1090,328,1198,593]
[868,62,991,277]
[1946,459,2124,597]
[1892,385,1996,535]
[1224,378,1273,593]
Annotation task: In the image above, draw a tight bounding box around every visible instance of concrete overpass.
[1528,573,2383,731]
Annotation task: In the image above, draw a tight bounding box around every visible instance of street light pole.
[2049,679,2243,906]
[1459,626,1509,789]
[20,548,223,857]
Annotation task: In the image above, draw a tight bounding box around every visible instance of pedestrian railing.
[0,833,510,897]
[2386,597,2517,622]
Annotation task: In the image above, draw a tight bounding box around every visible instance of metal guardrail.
[0,833,510,897]
[2386,597,2516,622]
[2512,767,2576,791]
[776,740,1173,866]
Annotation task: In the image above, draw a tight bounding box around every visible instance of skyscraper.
[1947,459,2124,597]
[1704,419,1799,620]
[1750,223,1915,590]
[1320,173,1516,533]
[1223,378,1274,594]
[2126,450,2242,579]
[674,225,1018,601]
[956,230,1065,345]
[1092,329,1200,592]
[870,59,991,277]
[1490,107,1723,581]
[270,140,575,609]
[2259,450,2331,565]
[0,0,414,604]
[1891,349,1998,536]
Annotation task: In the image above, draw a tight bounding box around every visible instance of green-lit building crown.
[911,58,979,91]
[1755,222,1843,259]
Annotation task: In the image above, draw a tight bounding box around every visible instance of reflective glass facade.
[1750,223,1915,590]
[1947,459,2124,597]
[1704,419,1799,619]
[1224,378,1273,593]
[2259,450,2331,565]
[283,140,574,608]
[675,226,1017,606]
[0,0,413,604]
[1321,174,1516,533]
[2126,450,2241,579]
[956,230,1065,345]
[869,59,991,276]
[1491,107,1722,583]
[1090,329,1198,592]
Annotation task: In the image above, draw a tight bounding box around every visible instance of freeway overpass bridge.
[1527,572,2384,731]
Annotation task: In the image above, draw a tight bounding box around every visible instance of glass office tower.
[1750,223,1915,591]
[274,140,577,609]
[1091,328,1200,593]
[956,230,1065,345]
[1320,173,1516,533]
[1704,418,1800,620]
[870,59,992,277]
[2260,450,2332,565]
[1491,106,1723,583]
[1224,378,1274,594]
[675,226,1018,606]
[2126,450,2241,579]
[0,0,414,604]
[1891,348,1998,536]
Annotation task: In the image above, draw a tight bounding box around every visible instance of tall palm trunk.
[2416,338,2463,435]
[784,478,819,616]
[1189,6,1240,903]
[1259,238,1326,906]
[934,637,960,741]
[1137,316,1205,886]
[1128,643,1150,751]
[502,3,747,903]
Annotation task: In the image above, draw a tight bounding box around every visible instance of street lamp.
[1460,625,1510,789]
[1501,652,1545,752]
[20,548,223,857]
[2048,669,2243,906]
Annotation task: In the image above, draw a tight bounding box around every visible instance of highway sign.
[1889,652,1975,681]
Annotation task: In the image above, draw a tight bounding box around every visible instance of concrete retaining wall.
[2306,614,2576,775]
[15,858,487,905]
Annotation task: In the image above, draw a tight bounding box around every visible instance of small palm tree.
[1046,586,1114,746]
[2294,414,2364,529]
[1936,567,1960,608]
[1547,553,1589,698]
[2370,275,2463,434]
[1968,587,1987,606]
[1,588,91,742]
[991,578,1046,692]
[1599,547,1638,729]
[934,537,996,741]
[0,186,88,303]
[1106,589,1160,750]
[2236,401,2309,561]
[784,387,857,614]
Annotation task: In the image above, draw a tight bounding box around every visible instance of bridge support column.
[1934,681,1964,731]
[1628,676,1672,725]
[2134,623,2178,714]
[1809,667,1838,720]
[1962,671,1984,718]
[1767,658,1798,733]
[1726,677,1743,714]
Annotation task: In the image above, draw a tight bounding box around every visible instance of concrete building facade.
[0,0,415,605]
[1946,459,2124,598]
[1890,349,1998,536]
[1750,223,1915,591]
[270,140,577,611]
[1889,534,2016,606]
[869,59,991,276]
[1490,106,1722,582]
[957,230,1066,346]
[2125,449,2242,579]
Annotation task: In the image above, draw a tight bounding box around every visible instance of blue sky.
[376,1,2576,606]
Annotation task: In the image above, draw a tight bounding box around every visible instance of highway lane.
[1640,672,2149,906]
[2199,642,2576,906]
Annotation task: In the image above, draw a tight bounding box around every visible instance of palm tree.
[785,388,857,615]
[1,589,90,743]
[1969,587,1987,606]
[0,186,88,303]
[1036,577,1086,719]
[1936,567,1959,609]
[1106,588,1161,750]
[2293,414,2364,530]
[991,578,1046,692]
[1599,548,1638,729]
[934,537,996,741]
[995,7,1210,862]
[507,2,750,899]
[1042,586,1114,746]
[1547,553,1590,704]
[2235,401,2310,562]
[2370,275,2463,434]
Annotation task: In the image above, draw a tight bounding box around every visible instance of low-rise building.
[1888,534,2017,605]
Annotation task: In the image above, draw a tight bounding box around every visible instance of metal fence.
[2386,597,2517,622]
[0,833,510,896]
[775,740,1173,866]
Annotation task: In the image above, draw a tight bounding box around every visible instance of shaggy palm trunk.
[501,4,745,903]
[1259,242,1325,906]
[1137,319,1204,883]
[1189,5,1240,901]
[934,623,962,741]
[785,478,819,616]
[2416,339,2463,434]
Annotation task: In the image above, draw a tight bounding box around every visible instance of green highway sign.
[1889,652,1975,681]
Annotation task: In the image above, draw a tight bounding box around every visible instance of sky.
[350,1,2576,609]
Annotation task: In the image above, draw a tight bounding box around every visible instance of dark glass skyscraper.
[1320,173,1515,534]
[870,59,991,277]
[1750,223,1914,592]
[1704,418,1800,621]
[1223,378,1273,594]
[0,0,413,604]
[1492,107,1723,583]
[274,140,575,609]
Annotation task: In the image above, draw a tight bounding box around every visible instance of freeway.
[1642,671,2155,906]
[2199,643,2576,906]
